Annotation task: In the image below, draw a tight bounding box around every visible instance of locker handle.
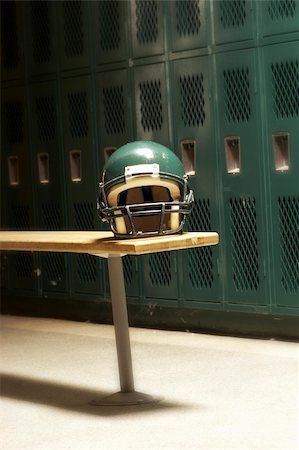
[224,136,241,175]
[273,132,290,173]
[104,146,117,161]
[70,150,82,182]
[181,140,196,176]
[8,155,19,186]
[37,153,50,184]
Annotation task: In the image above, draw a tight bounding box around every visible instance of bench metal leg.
[90,255,160,406]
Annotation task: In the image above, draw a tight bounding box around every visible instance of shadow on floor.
[1,373,198,417]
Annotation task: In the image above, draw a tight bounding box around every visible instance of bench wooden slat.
[0,231,219,256]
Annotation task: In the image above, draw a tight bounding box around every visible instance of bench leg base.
[89,391,162,406]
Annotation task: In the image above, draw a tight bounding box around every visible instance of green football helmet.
[98,141,194,238]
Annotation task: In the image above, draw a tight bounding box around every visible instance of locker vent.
[271,59,299,119]
[44,253,64,285]
[41,203,61,230]
[77,254,97,283]
[139,80,163,132]
[1,0,19,68]
[74,202,95,230]
[63,0,83,58]
[268,0,296,20]
[68,92,89,138]
[31,1,51,64]
[187,199,213,289]
[99,0,120,51]
[149,252,172,287]
[11,205,30,229]
[224,67,251,123]
[103,86,125,135]
[15,253,33,279]
[175,0,200,36]
[230,197,259,291]
[180,73,205,127]
[4,102,24,144]
[123,256,133,285]
[278,196,299,293]
[36,96,56,141]
[136,0,158,44]
[219,0,246,29]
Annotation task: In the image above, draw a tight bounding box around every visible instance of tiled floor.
[1,315,298,450]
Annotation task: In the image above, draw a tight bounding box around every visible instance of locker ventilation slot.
[31,1,51,64]
[181,140,196,176]
[224,67,251,123]
[1,0,19,68]
[219,0,246,29]
[180,73,205,127]
[41,203,61,230]
[11,205,30,229]
[8,156,20,186]
[268,0,296,20]
[74,201,94,229]
[36,96,56,141]
[225,136,241,174]
[271,59,299,119]
[37,153,50,184]
[103,86,125,135]
[70,150,81,182]
[68,92,88,138]
[139,80,163,132]
[278,196,299,293]
[77,254,97,283]
[123,256,133,285]
[136,0,158,44]
[63,0,83,58]
[98,1,120,51]
[187,199,213,289]
[273,133,290,172]
[175,0,201,36]
[5,102,24,144]
[14,253,33,279]
[230,197,259,291]
[149,252,172,287]
[44,253,64,286]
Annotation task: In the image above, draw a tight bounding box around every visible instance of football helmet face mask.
[98,141,194,239]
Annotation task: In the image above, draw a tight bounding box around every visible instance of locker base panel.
[1,294,298,341]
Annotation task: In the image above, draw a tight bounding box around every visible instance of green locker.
[132,61,177,302]
[60,75,104,297]
[171,56,221,305]
[23,1,58,77]
[95,0,129,65]
[1,85,37,293]
[259,0,299,40]
[96,69,139,300]
[29,80,68,295]
[57,0,91,72]
[213,0,256,47]
[168,0,209,52]
[262,41,299,312]
[215,48,269,309]
[1,0,24,82]
[130,0,164,58]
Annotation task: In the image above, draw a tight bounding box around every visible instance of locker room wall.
[1,0,298,336]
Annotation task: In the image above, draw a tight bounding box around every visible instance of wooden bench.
[0,230,219,405]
